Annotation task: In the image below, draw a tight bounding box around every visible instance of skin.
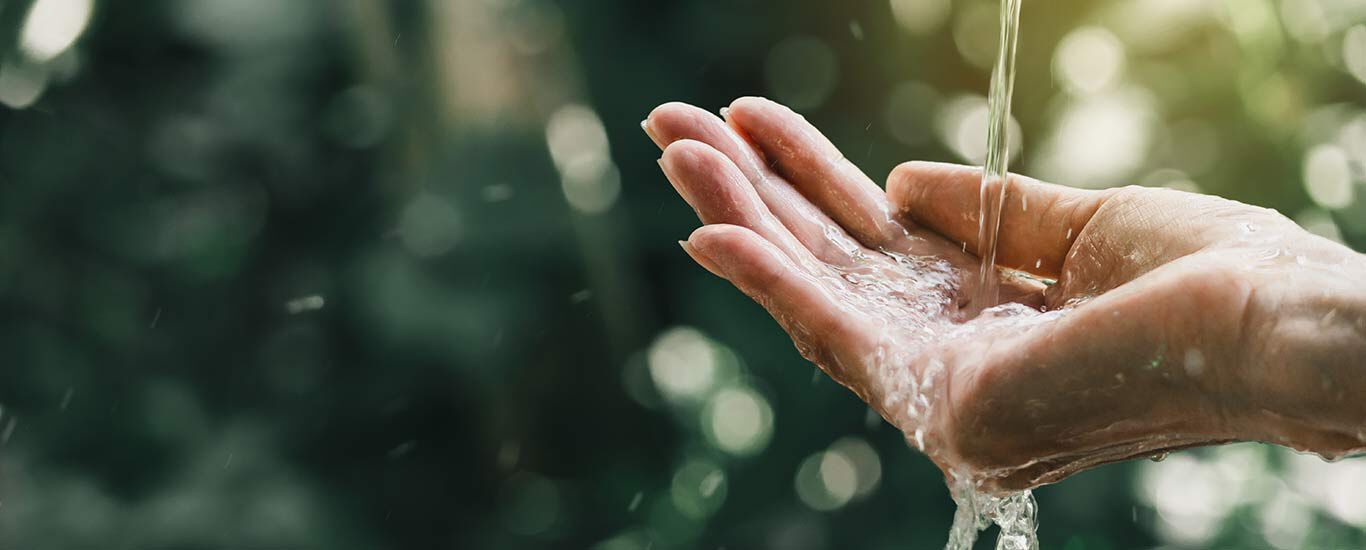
[643,96,1366,493]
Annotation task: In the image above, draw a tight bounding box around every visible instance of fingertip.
[688,224,764,269]
[885,161,922,200]
[660,139,724,174]
[886,162,939,211]
[641,117,661,146]
[657,138,692,168]
[887,161,982,213]
[888,161,976,191]
[659,140,721,206]
[646,102,721,149]
[687,223,756,253]
[890,159,969,176]
[689,224,792,290]
[686,226,735,277]
[645,102,690,147]
[726,96,781,123]
[728,96,769,109]
[727,97,805,132]
[647,101,695,121]
[680,239,726,278]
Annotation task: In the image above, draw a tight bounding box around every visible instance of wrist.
[1235,247,1366,457]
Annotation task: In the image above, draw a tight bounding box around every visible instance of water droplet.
[1,417,16,444]
[483,183,514,202]
[840,271,868,286]
[859,409,884,435]
[848,20,864,40]
[387,440,417,459]
[699,470,724,497]
[1183,349,1205,377]
[1322,308,1338,326]
[285,294,325,314]
[1150,452,1169,462]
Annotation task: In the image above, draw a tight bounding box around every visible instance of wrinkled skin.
[644,97,1366,492]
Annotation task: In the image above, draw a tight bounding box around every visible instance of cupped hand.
[643,97,1366,492]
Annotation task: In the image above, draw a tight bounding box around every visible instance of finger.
[660,139,815,266]
[645,102,864,265]
[686,224,873,385]
[887,161,1110,277]
[724,96,905,249]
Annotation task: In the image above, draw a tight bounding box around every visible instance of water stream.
[944,0,1040,548]
[969,0,1023,317]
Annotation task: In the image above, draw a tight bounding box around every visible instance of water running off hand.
[945,0,1040,548]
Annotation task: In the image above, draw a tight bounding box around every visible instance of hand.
[643,97,1366,492]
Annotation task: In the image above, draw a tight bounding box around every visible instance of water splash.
[945,474,1039,550]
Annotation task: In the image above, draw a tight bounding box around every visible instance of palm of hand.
[646,97,1259,490]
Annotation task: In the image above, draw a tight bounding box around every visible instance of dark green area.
[0,0,1363,549]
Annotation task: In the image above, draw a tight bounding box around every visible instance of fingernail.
[641,118,662,146]
[719,107,731,120]
[657,157,695,205]
[680,240,726,278]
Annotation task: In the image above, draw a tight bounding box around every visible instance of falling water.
[946,0,1040,548]
[969,0,1023,317]
[944,474,1038,550]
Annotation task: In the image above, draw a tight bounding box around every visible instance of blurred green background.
[0,0,1364,548]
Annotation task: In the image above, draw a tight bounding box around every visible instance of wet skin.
[644,97,1366,492]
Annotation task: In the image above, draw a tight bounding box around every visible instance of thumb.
[886,161,1110,278]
